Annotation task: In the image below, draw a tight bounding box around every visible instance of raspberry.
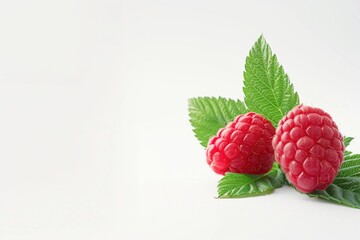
[272,105,345,193]
[206,112,275,175]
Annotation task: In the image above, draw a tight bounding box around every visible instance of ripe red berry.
[206,112,275,175]
[272,105,345,193]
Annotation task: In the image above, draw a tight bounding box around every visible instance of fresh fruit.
[189,35,360,209]
[272,105,345,193]
[206,112,275,175]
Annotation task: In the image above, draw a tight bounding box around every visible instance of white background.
[1,0,360,239]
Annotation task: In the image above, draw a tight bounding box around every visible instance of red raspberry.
[272,105,344,193]
[206,112,275,175]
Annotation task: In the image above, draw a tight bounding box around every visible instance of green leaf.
[188,97,247,147]
[345,150,352,157]
[217,165,285,198]
[333,177,360,194]
[337,154,360,177]
[344,136,354,148]
[243,35,300,126]
[309,184,360,209]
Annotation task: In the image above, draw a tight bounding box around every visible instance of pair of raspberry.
[206,105,345,193]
